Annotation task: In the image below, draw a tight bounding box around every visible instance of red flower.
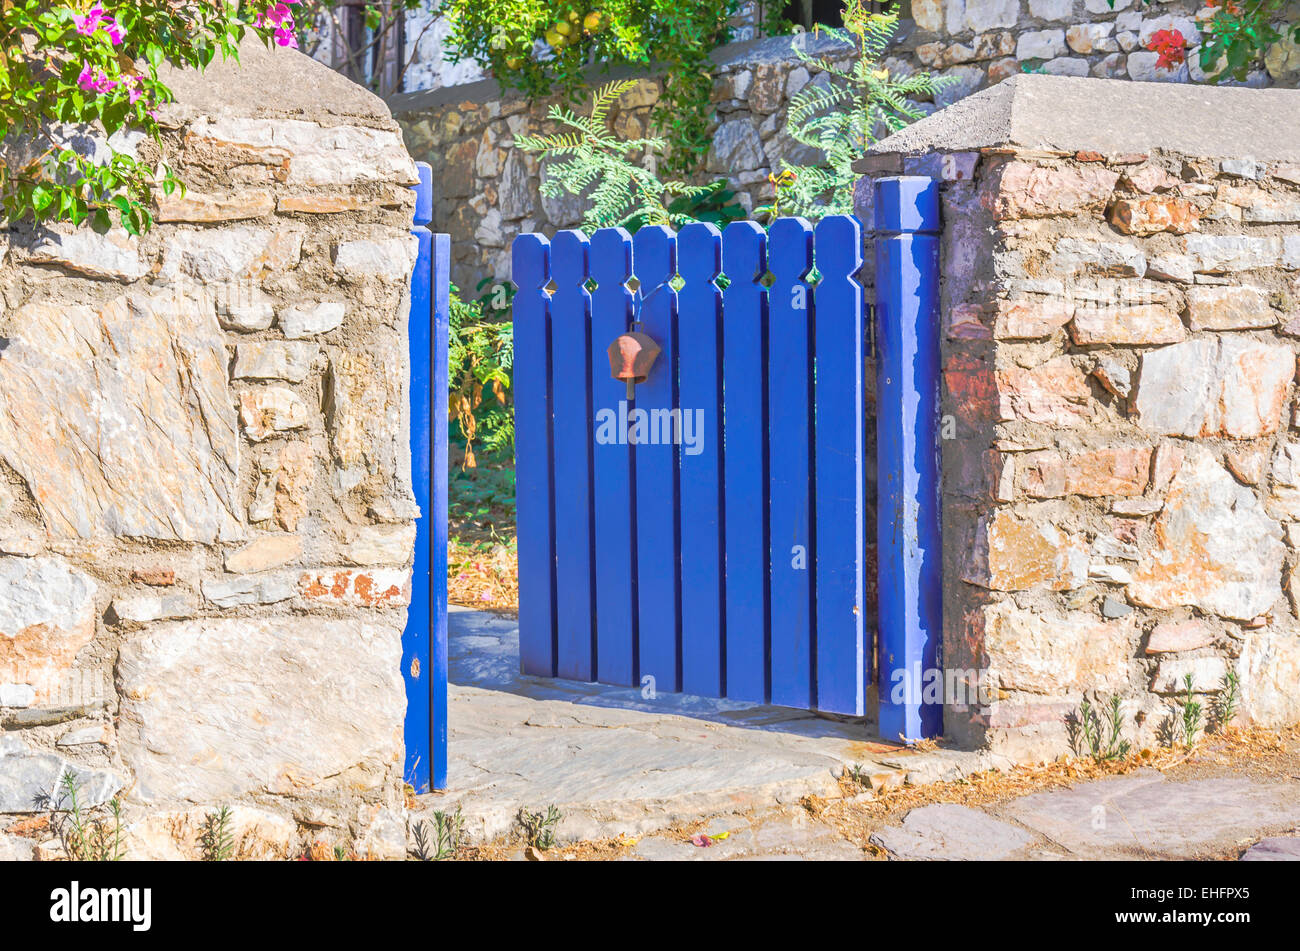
[1147,29,1186,71]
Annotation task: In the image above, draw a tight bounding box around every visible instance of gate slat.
[721,221,769,703]
[512,234,557,677]
[550,230,596,681]
[767,218,815,709]
[813,215,866,715]
[632,226,681,693]
[589,227,637,686]
[676,223,725,698]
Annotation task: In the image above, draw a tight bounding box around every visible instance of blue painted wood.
[721,221,769,703]
[766,217,815,710]
[550,230,596,682]
[403,162,434,792]
[512,233,557,678]
[632,225,680,693]
[589,227,637,686]
[430,231,451,790]
[676,223,725,698]
[874,178,944,741]
[813,215,866,715]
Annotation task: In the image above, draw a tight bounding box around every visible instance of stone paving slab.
[996,770,1300,859]
[414,609,925,845]
[1239,836,1300,860]
[869,804,1040,861]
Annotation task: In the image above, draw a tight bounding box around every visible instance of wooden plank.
[589,227,637,686]
[721,221,769,703]
[813,215,866,715]
[632,225,680,694]
[512,233,556,677]
[549,230,596,681]
[766,217,815,710]
[676,223,725,698]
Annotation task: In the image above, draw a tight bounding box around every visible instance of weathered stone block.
[297,568,412,608]
[1145,619,1217,654]
[992,162,1119,219]
[238,386,311,442]
[333,237,419,283]
[116,618,404,803]
[963,508,1089,591]
[997,356,1094,427]
[1134,337,1292,439]
[25,228,146,282]
[0,294,243,542]
[1069,303,1185,345]
[232,342,318,383]
[224,535,302,574]
[983,600,1134,694]
[279,301,347,339]
[1185,285,1274,331]
[1108,196,1199,236]
[0,558,96,702]
[159,227,303,283]
[1128,446,1283,621]
[0,737,123,814]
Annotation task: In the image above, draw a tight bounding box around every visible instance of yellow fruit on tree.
[544,28,563,46]
[583,11,602,31]
[554,21,572,36]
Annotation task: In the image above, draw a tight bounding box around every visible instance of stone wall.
[392,4,1299,293]
[857,75,1300,759]
[0,43,419,860]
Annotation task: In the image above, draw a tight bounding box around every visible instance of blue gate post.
[874,176,943,742]
[404,162,450,791]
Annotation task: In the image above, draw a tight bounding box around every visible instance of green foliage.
[444,1,736,174]
[55,771,125,861]
[1212,668,1241,731]
[518,804,562,850]
[620,178,748,233]
[450,280,514,469]
[1106,0,1299,82]
[0,2,295,236]
[200,805,236,861]
[757,5,950,221]
[1180,673,1204,747]
[414,806,464,860]
[1069,695,1132,762]
[517,79,733,232]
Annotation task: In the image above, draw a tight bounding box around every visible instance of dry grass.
[825,725,1296,849]
[448,535,518,615]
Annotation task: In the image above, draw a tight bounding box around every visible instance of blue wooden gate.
[513,180,942,730]
[513,215,869,714]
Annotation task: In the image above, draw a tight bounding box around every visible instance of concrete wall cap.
[860,75,1300,164]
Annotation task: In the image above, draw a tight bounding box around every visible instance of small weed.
[518,805,561,851]
[199,805,235,861]
[1069,695,1131,762]
[845,763,870,788]
[55,771,125,861]
[1180,673,1204,746]
[1212,669,1241,731]
[414,806,464,861]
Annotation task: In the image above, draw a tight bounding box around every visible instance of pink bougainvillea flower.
[73,4,124,46]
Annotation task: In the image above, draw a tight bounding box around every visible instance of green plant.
[200,805,236,861]
[55,770,125,861]
[757,5,950,221]
[518,804,561,851]
[445,2,736,175]
[1069,695,1132,762]
[1179,673,1204,746]
[414,805,464,860]
[1108,0,1299,82]
[619,178,748,233]
[450,282,514,469]
[0,1,298,236]
[845,762,870,787]
[1212,668,1241,732]
[517,79,730,233]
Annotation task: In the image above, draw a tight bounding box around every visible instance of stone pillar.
[856,74,1300,760]
[0,41,420,860]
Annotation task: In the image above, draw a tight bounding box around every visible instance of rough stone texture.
[1240,836,1300,860]
[1128,447,1283,621]
[860,76,1300,756]
[1000,771,1300,858]
[869,804,1036,860]
[0,40,418,848]
[0,293,243,542]
[116,618,404,804]
[0,558,98,702]
[0,736,123,813]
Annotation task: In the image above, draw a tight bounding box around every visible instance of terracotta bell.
[607,322,661,399]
